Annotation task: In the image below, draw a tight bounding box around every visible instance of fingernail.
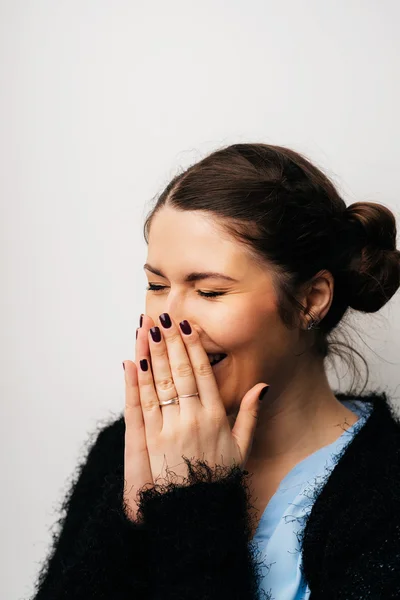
[136,328,139,339]
[259,386,269,401]
[122,362,125,371]
[140,359,148,372]
[150,326,161,342]
[179,320,192,335]
[139,314,143,327]
[159,313,172,328]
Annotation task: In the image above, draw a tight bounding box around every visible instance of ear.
[299,269,334,328]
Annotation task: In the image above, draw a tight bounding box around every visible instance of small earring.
[307,317,320,330]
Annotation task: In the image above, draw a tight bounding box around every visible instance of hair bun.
[343,202,400,312]
[345,202,397,251]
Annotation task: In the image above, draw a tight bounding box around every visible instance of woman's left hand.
[123,313,269,488]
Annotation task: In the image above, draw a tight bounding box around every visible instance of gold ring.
[159,392,199,407]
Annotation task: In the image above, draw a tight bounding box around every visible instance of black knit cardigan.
[31,391,400,600]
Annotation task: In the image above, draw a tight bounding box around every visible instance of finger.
[231,385,268,465]
[136,331,163,437]
[157,313,200,412]
[123,360,153,514]
[147,324,180,427]
[174,317,222,414]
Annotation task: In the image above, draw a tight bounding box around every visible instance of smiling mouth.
[207,353,228,367]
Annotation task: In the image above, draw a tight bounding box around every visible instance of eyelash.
[146,284,226,299]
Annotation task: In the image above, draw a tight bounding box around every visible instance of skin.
[140,205,359,522]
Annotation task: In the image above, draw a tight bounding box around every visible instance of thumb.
[231,384,269,464]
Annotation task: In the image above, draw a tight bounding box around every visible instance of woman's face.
[144,206,301,418]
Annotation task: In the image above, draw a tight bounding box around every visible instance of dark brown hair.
[143,143,400,393]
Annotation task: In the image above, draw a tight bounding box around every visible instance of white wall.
[1,1,400,598]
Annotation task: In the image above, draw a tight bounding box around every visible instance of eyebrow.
[143,263,239,283]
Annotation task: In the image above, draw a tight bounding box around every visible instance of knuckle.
[166,331,181,344]
[194,361,213,377]
[156,376,175,392]
[151,347,168,359]
[211,409,225,427]
[124,404,136,417]
[206,408,225,429]
[141,397,160,412]
[249,409,259,421]
[175,362,193,378]
[186,416,201,435]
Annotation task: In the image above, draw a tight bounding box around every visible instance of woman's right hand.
[122,314,155,522]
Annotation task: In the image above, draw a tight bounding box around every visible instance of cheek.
[215,303,284,350]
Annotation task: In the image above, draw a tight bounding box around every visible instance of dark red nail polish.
[136,328,138,339]
[122,362,125,371]
[179,320,192,335]
[160,313,172,328]
[139,314,143,327]
[150,326,161,342]
[259,386,269,401]
[140,359,148,372]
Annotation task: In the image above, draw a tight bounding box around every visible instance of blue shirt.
[249,399,373,600]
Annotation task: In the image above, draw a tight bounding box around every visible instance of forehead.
[149,207,230,244]
[147,207,244,266]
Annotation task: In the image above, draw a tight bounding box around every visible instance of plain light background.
[1,1,400,598]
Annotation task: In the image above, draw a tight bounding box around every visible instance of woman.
[32,143,400,600]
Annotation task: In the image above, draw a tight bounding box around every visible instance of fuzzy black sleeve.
[136,457,269,600]
[31,417,150,599]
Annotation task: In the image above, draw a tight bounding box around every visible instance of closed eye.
[146,284,226,299]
